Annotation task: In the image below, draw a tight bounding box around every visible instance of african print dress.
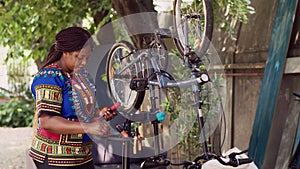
[29,63,97,166]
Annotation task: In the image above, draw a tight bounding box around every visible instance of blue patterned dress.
[29,63,97,166]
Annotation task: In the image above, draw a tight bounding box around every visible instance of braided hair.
[41,27,93,70]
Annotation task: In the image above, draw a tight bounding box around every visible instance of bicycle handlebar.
[148,73,209,88]
[213,154,253,167]
[293,92,300,98]
[190,152,253,168]
[235,158,253,166]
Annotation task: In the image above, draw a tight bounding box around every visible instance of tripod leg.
[122,120,131,169]
[122,140,130,169]
[152,120,161,155]
[194,88,209,155]
[197,106,209,154]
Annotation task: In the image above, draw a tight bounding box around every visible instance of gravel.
[0,127,33,169]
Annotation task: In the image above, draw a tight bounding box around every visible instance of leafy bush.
[0,56,35,127]
[0,96,34,127]
[161,49,224,160]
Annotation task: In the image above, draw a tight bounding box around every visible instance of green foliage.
[0,0,112,62]
[0,95,34,127]
[0,0,255,63]
[0,87,11,99]
[0,56,35,127]
[175,0,255,40]
[162,50,224,160]
[213,0,256,40]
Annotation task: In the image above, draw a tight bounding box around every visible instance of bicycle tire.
[173,0,213,61]
[106,40,145,114]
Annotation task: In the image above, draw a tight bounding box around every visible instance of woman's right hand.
[83,118,110,137]
[99,107,118,121]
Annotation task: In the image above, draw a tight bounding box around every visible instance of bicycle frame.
[113,39,210,150]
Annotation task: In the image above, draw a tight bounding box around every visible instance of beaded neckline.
[45,63,72,79]
[45,63,61,69]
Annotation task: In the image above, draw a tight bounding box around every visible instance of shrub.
[0,96,34,127]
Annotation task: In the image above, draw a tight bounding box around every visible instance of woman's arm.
[39,114,109,136]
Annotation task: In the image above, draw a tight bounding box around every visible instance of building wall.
[0,47,9,90]
[0,47,37,93]
[212,0,279,151]
[212,0,300,167]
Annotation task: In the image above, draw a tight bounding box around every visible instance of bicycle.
[105,0,253,168]
[106,0,214,115]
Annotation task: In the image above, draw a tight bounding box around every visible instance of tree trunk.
[87,0,115,44]
[35,58,44,70]
[111,0,158,49]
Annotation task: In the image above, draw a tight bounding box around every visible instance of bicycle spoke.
[174,0,213,60]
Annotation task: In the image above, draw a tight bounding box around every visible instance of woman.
[29,27,116,169]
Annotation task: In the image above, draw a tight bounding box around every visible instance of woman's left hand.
[99,107,117,121]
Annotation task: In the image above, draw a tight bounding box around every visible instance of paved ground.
[0,127,33,169]
[0,127,258,169]
[0,127,142,169]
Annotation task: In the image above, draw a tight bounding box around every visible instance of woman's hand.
[38,114,110,136]
[83,118,110,137]
[99,107,117,121]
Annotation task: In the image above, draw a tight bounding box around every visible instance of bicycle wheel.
[173,0,213,60]
[106,40,145,114]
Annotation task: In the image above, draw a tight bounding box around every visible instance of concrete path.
[0,127,33,169]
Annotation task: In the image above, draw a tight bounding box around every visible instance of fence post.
[248,0,299,168]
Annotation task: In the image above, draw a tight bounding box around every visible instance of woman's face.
[63,46,91,73]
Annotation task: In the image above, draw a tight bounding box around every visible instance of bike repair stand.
[152,112,165,155]
[139,112,168,169]
[147,73,161,157]
[140,78,170,168]
[118,119,131,169]
[122,120,131,169]
[190,61,210,157]
[117,118,144,169]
